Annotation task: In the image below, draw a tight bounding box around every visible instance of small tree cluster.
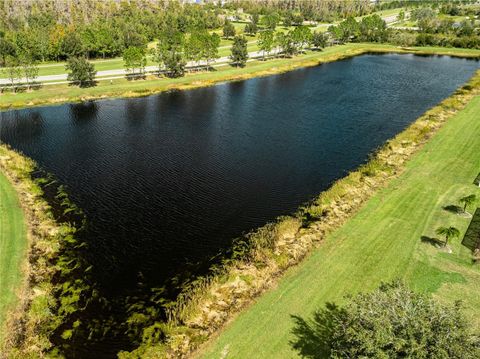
[155,29,220,78]
[244,22,258,36]
[329,15,387,43]
[258,30,275,59]
[311,31,327,50]
[230,35,248,67]
[274,26,312,57]
[123,46,147,78]
[65,57,96,87]
[263,12,281,30]
[223,20,236,39]
[283,12,303,27]
[434,194,476,248]
[1,55,39,92]
[291,281,480,358]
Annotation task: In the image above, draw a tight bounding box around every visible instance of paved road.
[0,53,233,85]
[0,49,276,86]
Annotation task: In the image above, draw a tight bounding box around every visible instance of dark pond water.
[0,53,478,355]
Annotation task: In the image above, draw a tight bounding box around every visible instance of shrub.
[291,281,480,358]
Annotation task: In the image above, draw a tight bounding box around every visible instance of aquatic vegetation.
[0,145,98,357]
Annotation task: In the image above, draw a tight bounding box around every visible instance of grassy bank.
[1,43,480,111]
[0,145,92,357]
[198,88,480,358]
[0,172,27,345]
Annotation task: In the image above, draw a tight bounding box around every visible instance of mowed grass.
[0,172,27,343]
[199,95,480,358]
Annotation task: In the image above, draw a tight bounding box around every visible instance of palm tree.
[435,226,460,247]
[459,194,477,213]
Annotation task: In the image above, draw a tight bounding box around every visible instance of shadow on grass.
[290,302,343,358]
[68,80,98,88]
[126,74,146,81]
[229,63,247,68]
[443,204,463,215]
[420,235,444,247]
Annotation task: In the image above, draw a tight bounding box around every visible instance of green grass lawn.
[198,95,480,358]
[0,172,27,343]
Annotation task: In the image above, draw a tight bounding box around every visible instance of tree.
[155,29,185,74]
[230,35,248,67]
[185,31,203,69]
[204,33,220,68]
[65,57,96,87]
[4,56,22,92]
[223,20,236,39]
[244,22,257,36]
[291,281,480,358]
[257,30,274,60]
[436,226,460,247]
[459,194,476,213]
[457,20,475,37]
[359,15,387,42]
[388,31,417,47]
[251,13,259,26]
[311,31,327,50]
[284,12,294,27]
[397,10,405,22]
[61,31,85,59]
[275,32,295,58]
[164,50,186,78]
[290,26,312,54]
[21,56,39,89]
[123,47,147,78]
[293,14,304,26]
[330,16,359,43]
[0,34,17,66]
[94,23,118,59]
[263,12,280,31]
[340,16,360,41]
[154,38,169,73]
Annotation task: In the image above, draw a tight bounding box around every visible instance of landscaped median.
[1,43,480,111]
[120,70,480,357]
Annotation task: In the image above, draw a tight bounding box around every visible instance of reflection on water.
[0,53,478,356]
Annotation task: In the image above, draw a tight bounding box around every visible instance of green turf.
[0,172,27,343]
[199,95,480,358]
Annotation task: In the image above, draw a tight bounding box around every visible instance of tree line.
[327,6,480,49]
[0,1,223,64]
[1,1,479,92]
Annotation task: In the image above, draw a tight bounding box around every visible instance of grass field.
[198,95,480,358]
[2,43,480,111]
[0,172,27,343]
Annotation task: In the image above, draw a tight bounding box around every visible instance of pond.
[1,53,478,355]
